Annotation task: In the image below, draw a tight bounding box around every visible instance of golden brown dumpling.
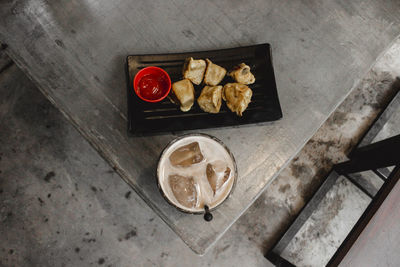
[222,83,252,116]
[197,85,223,114]
[171,79,195,112]
[228,63,255,85]
[203,59,226,86]
[183,57,206,85]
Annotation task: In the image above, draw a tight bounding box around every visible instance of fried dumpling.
[183,57,206,85]
[222,83,252,116]
[197,85,223,113]
[204,59,226,86]
[228,63,255,85]
[171,79,195,112]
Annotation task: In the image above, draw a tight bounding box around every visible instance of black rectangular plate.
[126,43,282,135]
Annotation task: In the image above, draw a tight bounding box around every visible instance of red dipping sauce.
[138,74,168,100]
[133,66,171,103]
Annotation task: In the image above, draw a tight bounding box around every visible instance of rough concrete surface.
[0,38,399,267]
[281,177,371,267]
[373,99,400,142]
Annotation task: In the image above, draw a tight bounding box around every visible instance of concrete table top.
[1,0,399,254]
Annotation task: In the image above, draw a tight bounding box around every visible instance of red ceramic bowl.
[133,66,171,103]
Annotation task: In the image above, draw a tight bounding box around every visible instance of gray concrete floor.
[1,39,399,267]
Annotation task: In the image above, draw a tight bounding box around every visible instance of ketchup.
[138,74,168,100]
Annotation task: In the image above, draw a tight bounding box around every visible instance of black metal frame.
[335,135,400,174]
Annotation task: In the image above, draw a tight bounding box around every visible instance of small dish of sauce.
[133,67,171,102]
